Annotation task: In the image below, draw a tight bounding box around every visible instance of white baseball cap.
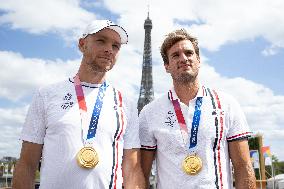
[81,20,128,44]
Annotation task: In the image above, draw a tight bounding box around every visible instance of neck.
[173,80,199,105]
[77,63,106,84]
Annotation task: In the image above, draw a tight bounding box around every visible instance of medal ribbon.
[74,74,108,144]
[168,90,203,153]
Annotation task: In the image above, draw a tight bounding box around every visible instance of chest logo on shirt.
[61,93,74,110]
[165,110,176,127]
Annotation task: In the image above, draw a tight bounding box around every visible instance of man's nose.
[180,53,189,62]
[104,43,113,54]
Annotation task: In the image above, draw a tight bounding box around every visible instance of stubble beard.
[173,71,199,84]
[82,50,114,73]
[85,59,113,73]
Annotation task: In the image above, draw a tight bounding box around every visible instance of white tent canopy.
[267,174,284,189]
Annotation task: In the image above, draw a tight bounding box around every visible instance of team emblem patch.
[165,110,176,127]
[61,93,74,109]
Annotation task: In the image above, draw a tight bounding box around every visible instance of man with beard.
[139,29,256,189]
[13,20,145,189]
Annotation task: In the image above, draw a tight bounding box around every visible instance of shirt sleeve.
[123,97,141,149]
[226,94,252,142]
[21,89,47,144]
[139,106,157,150]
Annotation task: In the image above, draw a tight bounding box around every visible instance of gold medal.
[182,155,202,175]
[76,146,99,168]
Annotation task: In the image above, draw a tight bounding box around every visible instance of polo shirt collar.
[168,84,204,102]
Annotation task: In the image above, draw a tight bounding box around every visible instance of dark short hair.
[160,29,199,64]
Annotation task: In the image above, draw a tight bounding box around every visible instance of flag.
[250,150,259,162]
[250,150,259,168]
[261,146,272,158]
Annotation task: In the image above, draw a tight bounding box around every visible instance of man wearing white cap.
[13,20,145,189]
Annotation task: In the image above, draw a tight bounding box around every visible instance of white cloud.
[0,0,96,41]
[0,106,27,158]
[0,51,80,101]
[199,63,284,161]
[262,45,279,56]
[103,0,284,55]
[198,63,284,132]
[108,45,142,101]
[0,106,27,127]
[1,0,284,54]
[258,130,284,141]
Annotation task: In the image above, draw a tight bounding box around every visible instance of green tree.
[271,156,284,175]
[248,136,259,150]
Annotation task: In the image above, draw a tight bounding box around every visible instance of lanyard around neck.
[168,90,203,154]
[74,74,108,144]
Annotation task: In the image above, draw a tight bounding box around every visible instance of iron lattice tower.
[137,12,154,114]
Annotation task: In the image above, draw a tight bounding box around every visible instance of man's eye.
[113,44,121,50]
[96,39,104,43]
[172,54,179,58]
[185,51,193,56]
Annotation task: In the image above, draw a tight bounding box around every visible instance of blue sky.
[0,0,284,162]
[204,38,284,95]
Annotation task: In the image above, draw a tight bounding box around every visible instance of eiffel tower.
[137,11,154,114]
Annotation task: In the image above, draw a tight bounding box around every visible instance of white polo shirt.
[21,78,140,189]
[139,86,251,189]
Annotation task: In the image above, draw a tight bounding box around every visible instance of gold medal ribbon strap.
[168,90,203,154]
[73,74,108,168]
[168,90,203,175]
[73,74,108,144]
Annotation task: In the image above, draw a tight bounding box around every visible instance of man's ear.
[78,38,85,52]
[197,56,201,68]
[164,63,170,73]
